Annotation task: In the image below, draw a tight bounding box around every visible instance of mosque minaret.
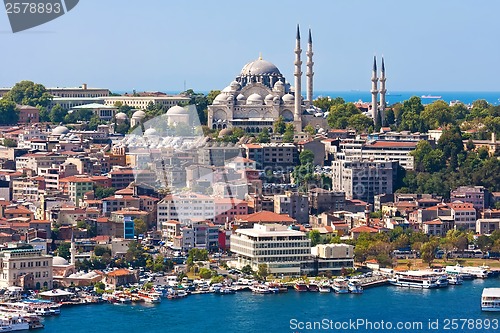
[371,56,379,126]
[379,57,387,125]
[293,24,303,129]
[306,28,314,108]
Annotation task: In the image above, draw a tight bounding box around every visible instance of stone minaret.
[306,28,314,108]
[70,231,76,265]
[371,56,379,126]
[379,57,387,126]
[294,24,302,126]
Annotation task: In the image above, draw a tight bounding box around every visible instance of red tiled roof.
[351,225,378,233]
[236,211,294,223]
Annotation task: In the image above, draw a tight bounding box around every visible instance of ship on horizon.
[421,94,442,99]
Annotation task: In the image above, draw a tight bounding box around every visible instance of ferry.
[307,282,319,292]
[250,284,270,294]
[445,265,475,279]
[481,288,500,312]
[421,95,442,99]
[332,278,349,294]
[0,313,34,331]
[389,271,440,289]
[348,279,364,294]
[137,290,162,303]
[294,281,308,292]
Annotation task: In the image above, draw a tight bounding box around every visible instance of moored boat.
[250,284,270,294]
[294,281,308,292]
[481,288,500,312]
[332,278,349,294]
[389,271,439,289]
[307,282,319,292]
[318,282,331,293]
[347,279,363,294]
[447,274,463,285]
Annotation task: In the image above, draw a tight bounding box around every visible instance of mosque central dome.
[240,58,281,76]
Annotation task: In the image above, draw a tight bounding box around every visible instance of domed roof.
[241,58,281,76]
[246,93,264,105]
[115,112,128,120]
[236,94,246,101]
[132,110,146,119]
[144,128,158,136]
[213,93,228,104]
[218,128,234,137]
[53,256,69,266]
[274,80,284,87]
[52,126,69,135]
[282,94,295,102]
[265,94,274,101]
[230,81,241,90]
[166,105,187,115]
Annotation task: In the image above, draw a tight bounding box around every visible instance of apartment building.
[450,186,490,211]
[157,192,215,227]
[274,191,309,224]
[230,224,311,276]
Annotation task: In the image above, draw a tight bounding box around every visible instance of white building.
[230,224,311,276]
[0,248,53,290]
[311,244,354,275]
[476,218,500,235]
[103,96,190,110]
[337,139,417,170]
[157,192,215,228]
[450,202,477,231]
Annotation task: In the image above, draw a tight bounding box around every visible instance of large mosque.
[208,26,314,133]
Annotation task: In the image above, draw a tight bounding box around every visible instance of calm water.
[43,278,500,333]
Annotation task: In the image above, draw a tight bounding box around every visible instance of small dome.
[218,128,234,137]
[227,95,234,101]
[265,94,274,101]
[52,126,69,135]
[282,94,295,103]
[53,256,69,266]
[273,96,281,102]
[246,93,264,105]
[274,80,284,88]
[214,93,228,104]
[221,86,232,93]
[236,94,246,101]
[230,81,241,90]
[166,105,187,115]
[144,128,158,136]
[115,112,128,120]
[132,110,146,119]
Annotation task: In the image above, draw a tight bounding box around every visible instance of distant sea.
[122,90,500,106]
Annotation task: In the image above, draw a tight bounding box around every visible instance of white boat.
[389,271,439,289]
[348,279,364,294]
[332,278,349,294]
[447,274,463,285]
[138,290,162,303]
[318,282,331,293]
[250,284,270,294]
[446,264,488,279]
[436,274,449,288]
[481,288,500,312]
[0,314,30,331]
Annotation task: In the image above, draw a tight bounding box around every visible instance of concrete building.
[241,143,298,169]
[450,186,489,211]
[476,218,500,235]
[157,192,215,227]
[17,105,40,124]
[450,202,477,231]
[230,224,311,276]
[332,160,398,204]
[274,191,309,224]
[0,248,53,290]
[103,95,190,110]
[311,244,354,275]
[71,103,117,121]
[178,221,219,252]
[337,139,417,170]
[308,188,346,214]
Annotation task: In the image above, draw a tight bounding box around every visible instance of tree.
[134,218,147,236]
[304,124,315,136]
[308,230,321,247]
[327,103,361,129]
[0,100,19,125]
[125,241,146,266]
[256,264,269,281]
[49,105,67,123]
[94,245,111,257]
[57,242,71,259]
[348,113,373,133]
[3,80,52,107]
[421,100,453,129]
[199,267,213,279]
[206,90,221,105]
[255,127,270,143]
[94,186,116,199]
[421,240,439,267]
[313,96,345,111]
[2,138,17,147]
[274,116,286,134]
[187,248,209,266]
[282,123,295,143]
[299,149,315,166]
[241,265,253,275]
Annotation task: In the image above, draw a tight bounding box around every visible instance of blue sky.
[0,0,498,92]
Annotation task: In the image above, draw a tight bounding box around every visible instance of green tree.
[134,218,147,236]
[2,138,17,147]
[256,264,269,281]
[241,265,253,275]
[57,242,71,259]
[348,113,373,133]
[308,230,321,247]
[421,100,453,129]
[421,240,439,267]
[0,100,19,125]
[94,185,116,199]
[313,96,345,111]
[49,105,67,123]
[282,123,295,143]
[199,267,213,279]
[206,90,221,105]
[255,127,270,143]
[299,149,315,166]
[327,102,361,129]
[125,241,146,266]
[3,80,52,107]
[304,124,316,136]
[94,245,111,257]
[274,116,286,134]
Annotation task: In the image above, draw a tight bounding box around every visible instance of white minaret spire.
[371,56,379,126]
[306,28,314,108]
[379,56,387,126]
[70,230,76,265]
[294,24,302,126]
